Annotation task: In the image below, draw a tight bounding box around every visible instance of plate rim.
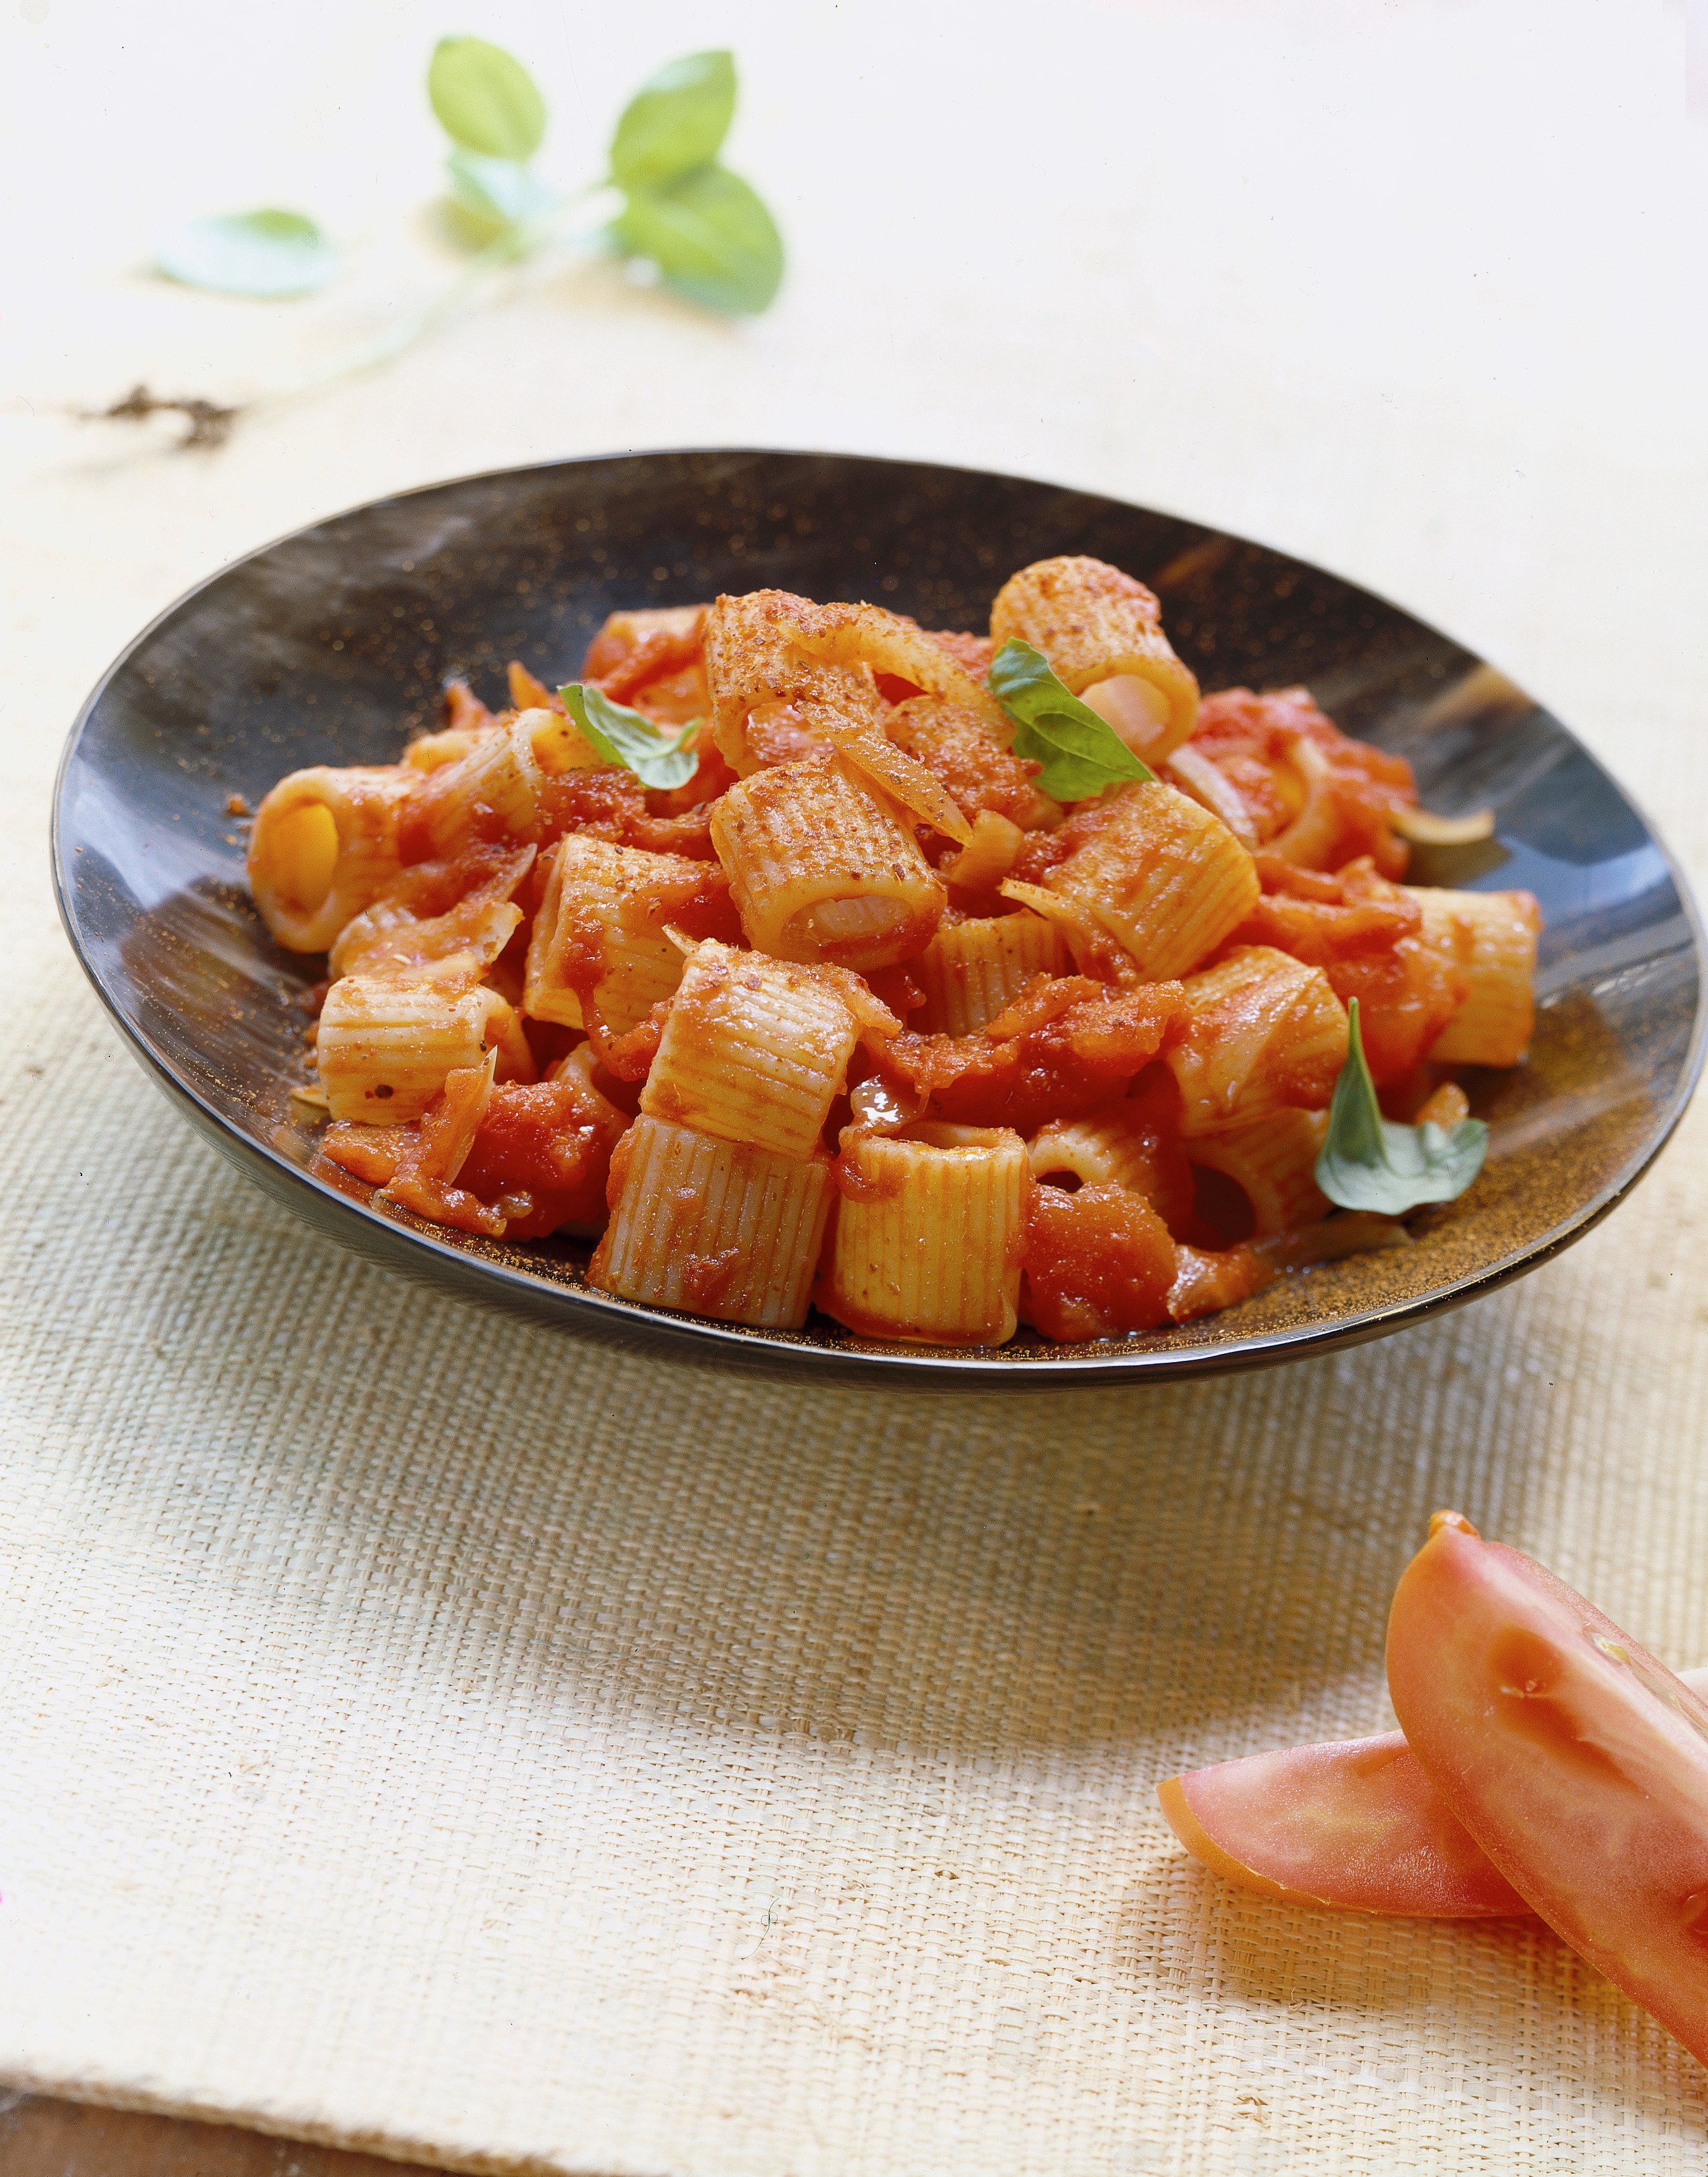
[50,445,1708,1386]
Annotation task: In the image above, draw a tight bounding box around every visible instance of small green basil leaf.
[559,683,700,791]
[610,51,736,191]
[612,165,784,315]
[156,209,337,299]
[428,35,547,161]
[444,149,557,240]
[988,638,1153,802]
[1315,998,1489,1214]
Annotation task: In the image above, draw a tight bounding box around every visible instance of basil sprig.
[559,684,700,791]
[152,41,782,323]
[988,639,1153,802]
[1315,999,1488,1214]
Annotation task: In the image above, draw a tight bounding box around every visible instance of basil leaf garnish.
[428,36,547,161]
[1315,998,1488,1214]
[155,210,337,299]
[988,638,1153,802]
[612,164,784,316]
[559,683,700,791]
[610,51,737,192]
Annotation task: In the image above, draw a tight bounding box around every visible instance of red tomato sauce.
[1022,1183,1177,1341]
[881,981,1183,1134]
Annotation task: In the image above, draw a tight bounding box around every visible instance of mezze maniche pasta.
[245,557,1540,1347]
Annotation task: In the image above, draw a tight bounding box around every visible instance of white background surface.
[3,0,1702,810]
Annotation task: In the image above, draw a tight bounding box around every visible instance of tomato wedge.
[1387,1511,1708,2064]
[1159,1735,1526,1916]
[1159,1665,1708,1918]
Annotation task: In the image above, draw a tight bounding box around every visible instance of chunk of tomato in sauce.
[1232,857,1467,1086]
[882,979,1182,1136]
[457,1070,627,1239]
[1021,1182,1177,1341]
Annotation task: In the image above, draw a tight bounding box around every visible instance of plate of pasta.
[53,451,1703,1380]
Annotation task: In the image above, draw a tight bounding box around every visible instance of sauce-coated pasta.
[247,555,1539,1346]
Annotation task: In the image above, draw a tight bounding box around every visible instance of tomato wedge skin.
[1158,1666,1708,1919]
[1387,1512,1708,2064]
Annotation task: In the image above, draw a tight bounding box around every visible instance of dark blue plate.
[51,450,1705,1383]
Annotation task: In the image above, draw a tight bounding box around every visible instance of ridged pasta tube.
[710,756,946,970]
[1165,946,1349,1137]
[417,712,547,856]
[247,764,419,953]
[1046,782,1259,979]
[1027,1104,1190,1220]
[822,1122,1030,1346]
[590,1115,833,1329]
[1187,1107,1331,1235]
[402,726,493,774]
[1406,887,1541,1066]
[783,600,1010,738]
[524,836,707,1033]
[702,590,891,774]
[317,976,503,1124]
[990,555,1200,763]
[640,941,860,1161]
[416,709,602,858]
[913,913,1068,1034]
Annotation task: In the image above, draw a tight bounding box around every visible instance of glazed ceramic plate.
[52,450,1705,1384]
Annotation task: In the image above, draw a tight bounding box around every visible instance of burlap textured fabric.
[4,3,1704,2168]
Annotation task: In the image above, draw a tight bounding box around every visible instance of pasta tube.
[524,836,712,1033]
[702,589,891,773]
[1187,1107,1331,1236]
[1027,1098,1194,1229]
[990,555,1199,764]
[1407,887,1541,1067]
[403,726,493,774]
[783,600,1010,738]
[416,711,546,855]
[913,913,1068,1034]
[317,976,508,1124]
[710,756,946,970]
[1045,782,1259,979]
[248,764,419,953]
[1165,946,1349,1136]
[416,709,603,857]
[640,941,861,1161]
[590,1116,833,1329]
[822,1122,1030,1346]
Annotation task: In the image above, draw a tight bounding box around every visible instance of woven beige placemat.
[6,922,1708,2177]
[4,6,1704,2167]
